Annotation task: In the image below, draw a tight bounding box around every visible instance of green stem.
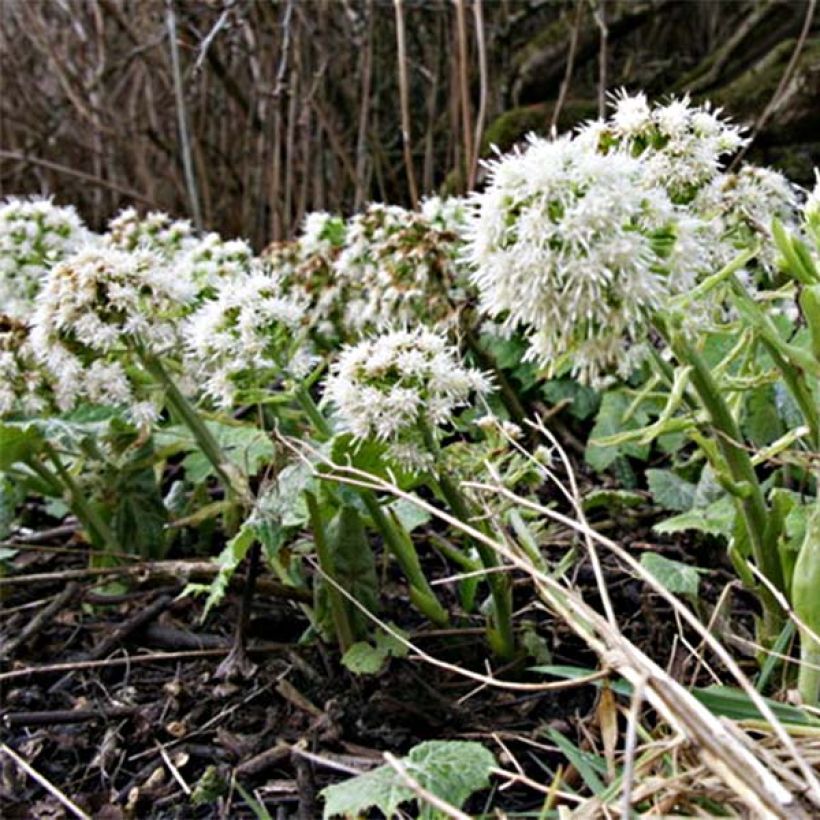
[38,444,119,556]
[305,491,355,652]
[657,322,784,641]
[361,491,448,626]
[294,384,332,439]
[797,643,820,708]
[418,419,515,659]
[141,353,242,498]
[727,276,820,448]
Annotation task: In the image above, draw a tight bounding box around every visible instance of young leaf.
[640,552,702,599]
[586,390,651,472]
[654,494,736,539]
[321,741,495,819]
[341,641,388,675]
[646,468,696,512]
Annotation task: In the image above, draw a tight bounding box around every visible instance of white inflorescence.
[30,246,193,419]
[0,197,93,319]
[577,91,747,202]
[0,316,52,417]
[184,271,312,408]
[467,134,698,385]
[334,203,466,334]
[174,232,255,293]
[323,327,491,469]
[106,207,196,257]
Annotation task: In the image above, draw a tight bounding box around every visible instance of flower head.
[323,327,490,468]
[578,92,747,202]
[334,203,467,335]
[467,134,694,385]
[106,208,195,258]
[184,271,311,408]
[30,246,192,420]
[0,197,93,318]
[0,314,54,417]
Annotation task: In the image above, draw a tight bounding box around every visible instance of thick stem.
[142,354,242,498]
[797,641,820,707]
[658,325,784,641]
[38,445,119,557]
[294,384,332,439]
[306,491,355,651]
[361,491,448,626]
[418,419,515,658]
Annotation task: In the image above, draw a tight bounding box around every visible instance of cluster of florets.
[334,203,467,334]
[30,246,193,422]
[262,214,346,340]
[184,271,313,408]
[577,92,798,273]
[577,91,747,202]
[467,134,700,385]
[0,197,93,318]
[323,328,491,469]
[0,315,53,417]
[174,232,255,294]
[106,208,196,258]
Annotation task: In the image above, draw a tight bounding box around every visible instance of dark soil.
[0,494,754,819]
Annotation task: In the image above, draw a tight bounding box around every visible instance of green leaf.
[192,521,257,618]
[182,422,275,482]
[341,641,389,675]
[105,441,168,559]
[586,390,651,472]
[646,468,696,512]
[654,495,735,539]
[541,378,600,420]
[582,488,644,512]
[315,505,379,639]
[640,552,702,598]
[321,741,495,819]
[328,433,422,491]
[387,498,431,533]
[531,666,817,725]
[743,385,784,447]
[0,422,44,470]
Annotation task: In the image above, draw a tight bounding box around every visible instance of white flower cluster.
[106,208,195,258]
[263,216,345,339]
[30,246,193,420]
[323,328,491,468]
[334,203,467,334]
[577,92,798,273]
[577,91,747,201]
[467,135,697,385]
[696,165,799,271]
[175,232,255,293]
[0,197,93,318]
[184,271,312,408]
[0,315,52,417]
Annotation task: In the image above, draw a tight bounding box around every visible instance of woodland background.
[0,0,818,248]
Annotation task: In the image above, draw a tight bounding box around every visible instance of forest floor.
[0,496,757,819]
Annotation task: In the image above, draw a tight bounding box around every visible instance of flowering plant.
[0,197,92,318]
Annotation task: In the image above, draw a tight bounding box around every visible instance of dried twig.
[0,743,91,820]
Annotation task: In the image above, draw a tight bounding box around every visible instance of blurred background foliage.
[1,0,817,248]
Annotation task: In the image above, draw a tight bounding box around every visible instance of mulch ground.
[0,505,751,818]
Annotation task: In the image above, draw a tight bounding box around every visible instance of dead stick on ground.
[0,582,80,659]
[3,706,137,727]
[49,593,174,694]
[0,561,311,603]
[1,743,91,820]
[0,649,229,683]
